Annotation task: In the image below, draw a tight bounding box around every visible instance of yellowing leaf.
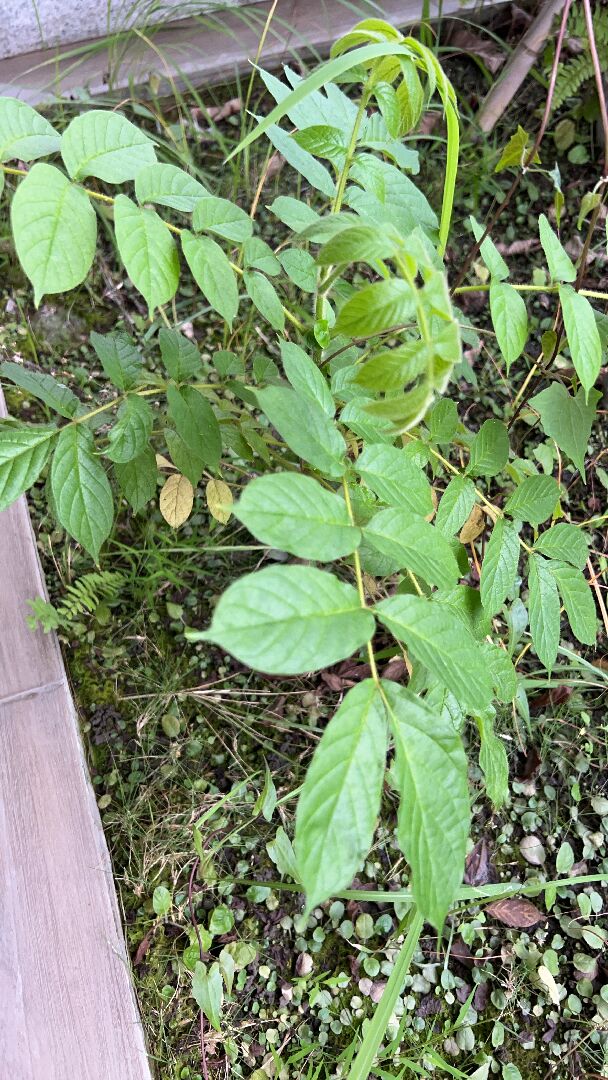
[160,472,193,527]
[156,453,176,470]
[206,478,233,524]
[537,964,561,1006]
[459,504,485,544]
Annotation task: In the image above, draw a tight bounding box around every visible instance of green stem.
[342,478,380,685]
[348,909,425,1080]
[454,280,608,304]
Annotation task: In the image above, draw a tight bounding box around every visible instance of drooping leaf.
[166,385,221,472]
[159,472,194,527]
[375,593,493,714]
[0,422,57,511]
[435,476,477,537]
[559,285,602,395]
[295,680,387,910]
[0,361,83,419]
[384,680,469,928]
[181,230,238,328]
[480,517,520,615]
[11,163,96,304]
[90,331,143,391]
[548,562,596,645]
[0,97,61,162]
[134,162,209,211]
[279,340,334,416]
[158,327,203,381]
[334,278,415,338]
[481,642,517,702]
[530,383,600,476]
[490,282,528,371]
[354,443,433,517]
[206,478,232,524]
[477,711,509,809]
[234,473,360,561]
[469,215,509,280]
[164,428,204,486]
[243,270,285,332]
[188,565,375,675]
[528,553,560,671]
[467,419,509,477]
[114,195,179,317]
[257,385,346,478]
[533,523,588,570]
[505,474,560,525]
[538,213,576,283]
[193,195,253,242]
[192,961,223,1032]
[50,424,114,559]
[105,394,153,463]
[61,110,157,183]
[364,508,460,588]
[114,445,157,513]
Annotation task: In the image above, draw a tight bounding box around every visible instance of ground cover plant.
[1,10,608,1079]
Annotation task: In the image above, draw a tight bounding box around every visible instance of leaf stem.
[454,281,608,303]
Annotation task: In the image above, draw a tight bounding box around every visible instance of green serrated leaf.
[0,97,61,162]
[257,385,346,478]
[490,282,528,371]
[334,278,415,338]
[538,214,576,283]
[106,394,153,463]
[11,163,96,304]
[243,270,285,332]
[50,424,114,559]
[166,385,221,472]
[435,476,477,537]
[234,472,360,561]
[533,523,588,570]
[528,553,560,671]
[181,230,238,328]
[548,562,596,645]
[354,443,433,517]
[164,428,204,486]
[295,679,386,910]
[0,422,57,511]
[384,680,469,928]
[279,340,334,417]
[375,593,493,714]
[482,642,517,702]
[189,565,375,675]
[193,195,253,242]
[530,383,600,476]
[477,710,509,808]
[292,123,347,163]
[365,508,460,588]
[0,361,83,419]
[559,285,602,394]
[467,419,509,477]
[159,327,202,382]
[134,162,209,211]
[317,223,399,266]
[356,343,429,394]
[114,195,179,318]
[114,445,157,513]
[90,331,143,391]
[505,474,560,525]
[480,517,520,615]
[61,110,156,183]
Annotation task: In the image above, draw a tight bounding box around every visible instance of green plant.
[1,16,606,1075]
[552,3,608,112]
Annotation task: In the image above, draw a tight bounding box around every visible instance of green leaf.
[469,215,509,280]
[11,163,96,304]
[269,196,321,233]
[166,385,221,472]
[364,508,460,588]
[267,826,299,881]
[243,270,285,332]
[134,162,209,211]
[106,395,153,463]
[375,594,493,714]
[50,424,114,560]
[257,385,346,478]
[278,248,317,291]
[530,383,600,475]
[0,422,56,511]
[477,711,509,808]
[193,195,253,242]
[181,230,238,328]
[356,343,429,394]
[243,236,281,276]
[189,565,375,675]
[334,279,414,338]
[317,223,399,266]
[234,473,360,561]
[159,327,202,381]
[505,474,560,525]
[538,214,576,283]
[61,110,156,183]
[467,419,509,477]
[354,444,433,517]
[548,562,596,645]
[164,429,203,486]
[0,97,61,162]
[482,642,517,702]
[528,553,560,671]
[533,523,588,570]
[0,361,83,419]
[192,961,223,1032]
[435,476,477,537]
[427,398,458,443]
[90,331,143,391]
[264,123,336,197]
[114,445,157,513]
[495,125,538,172]
[559,285,602,394]
[292,123,347,163]
[384,681,469,928]
[480,517,520,615]
[374,81,400,137]
[490,282,528,371]
[152,885,172,917]
[114,195,179,318]
[295,680,387,910]
[279,340,334,417]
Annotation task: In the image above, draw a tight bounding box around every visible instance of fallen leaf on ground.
[464,838,498,886]
[450,28,506,74]
[486,897,544,928]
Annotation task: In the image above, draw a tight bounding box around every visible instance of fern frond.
[553,46,608,111]
[57,571,125,622]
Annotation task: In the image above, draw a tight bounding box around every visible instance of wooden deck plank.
[0,389,151,1079]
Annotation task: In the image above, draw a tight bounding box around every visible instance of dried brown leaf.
[486,897,544,928]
